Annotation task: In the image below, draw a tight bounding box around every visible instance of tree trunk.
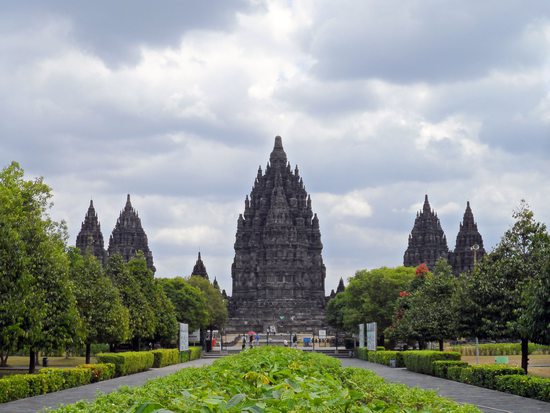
[132,337,140,351]
[438,339,444,351]
[521,337,529,373]
[0,352,8,367]
[35,351,40,366]
[85,342,92,364]
[29,349,36,374]
[378,333,385,348]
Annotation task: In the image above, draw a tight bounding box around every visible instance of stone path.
[341,358,549,413]
[0,358,215,413]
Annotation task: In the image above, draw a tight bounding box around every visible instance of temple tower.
[227,136,326,333]
[108,194,155,271]
[403,195,449,270]
[191,252,209,279]
[75,199,106,265]
[451,201,485,274]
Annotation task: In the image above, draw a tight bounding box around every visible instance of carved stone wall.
[227,136,327,333]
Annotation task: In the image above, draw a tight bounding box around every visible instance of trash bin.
[42,357,48,367]
[389,359,397,368]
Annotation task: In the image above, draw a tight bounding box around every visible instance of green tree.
[106,254,155,350]
[458,201,550,372]
[187,275,228,338]
[158,277,209,331]
[68,249,129,363]
[334,267,415,345]
[391,259,458,350]
[0,162,80,372]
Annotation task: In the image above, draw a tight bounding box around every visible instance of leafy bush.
[152,349,180,368]
[0,375,29,403]
[433,361,469,378]
[188,346,201,361]
[450,342,550,356]
[367,350,404,367]
[402,350,461,375]
[376,346,385,351]
[40,368,93,389]
[465,365,525,389]
[48,347,480,413]
[96,351,154,376]
[495,374,550,402]
[448,365,467,382]
[76,363,116,382]
[356,347,368,360]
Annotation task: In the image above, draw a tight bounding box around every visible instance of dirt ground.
[461,354,550,378]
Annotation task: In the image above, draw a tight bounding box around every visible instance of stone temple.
[226,136,327,333]
[404,195,485,274]
[76,194,155,272]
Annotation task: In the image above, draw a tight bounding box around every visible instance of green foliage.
[152,349,180,368]
[158,277,209,331]
[188,346,202,361]
[106,254,156,345]
[387,259,458,345]
[447,365,467,382]
[367,350,404,367]
[0,162,80,369]
[432,361,469,378]
[187,276,228,330]
[68,249,130,352]
[495,374,550,402]
[41,367,93,389]
[327,267,415,335]
[356,347,368,360]
[49,347,480,413]
[465,365,525,389]
[450,342,550,356]
[76,363,116,382]
[401,350,461,375]
[0,374,31,403]
[96,351,155,376]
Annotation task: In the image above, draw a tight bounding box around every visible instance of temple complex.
[75,195,155,271]
[226,136,327,333]
[75,200,106,265]
[403,195,485,274]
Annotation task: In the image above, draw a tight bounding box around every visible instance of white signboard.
[189,329,200,342]
[179,323,189,351]
[318,329,327,339]
[366,322,377,351]
[358,323,365,348]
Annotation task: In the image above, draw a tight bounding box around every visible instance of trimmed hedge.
[458,365,525,389]
[356,347,369,360]
[367,350,405,367]
[189,346,202,361]
[402,350,461,375]
[152,349,180,368]
[76,363,116,382]
[96,351,154,376]
[450,342,550,356]
[495,374,550,402]
[433,361,469,379]
[448,365,467,382]
[40,368,92,390]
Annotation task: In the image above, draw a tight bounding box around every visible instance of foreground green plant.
[47,347,479,413]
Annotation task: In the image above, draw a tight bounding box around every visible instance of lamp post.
[471,243,480,364]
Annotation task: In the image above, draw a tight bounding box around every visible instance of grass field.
[462,354,550,378]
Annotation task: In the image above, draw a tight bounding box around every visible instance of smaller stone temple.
[403,195,485,274]
[403,195,449,270]
[75,200,107,265]
[191,252,209,279]
[75,195,155,271]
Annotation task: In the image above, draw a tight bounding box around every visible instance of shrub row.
[433,360,469,378]
[49,347,480,412]
[447,364,525,389]
[495,375,550,402]
[96,351,155,376]
[368,350,405,367]
[152,349,180,368]
[0,364,114,403]
[402,350,461,375]
[450,342,550,356]
[188,346,202,361]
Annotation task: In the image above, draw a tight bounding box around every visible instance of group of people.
[242,333,260,349]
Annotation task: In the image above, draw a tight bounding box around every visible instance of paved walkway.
[0,358,215,413]
[341,358,549,413]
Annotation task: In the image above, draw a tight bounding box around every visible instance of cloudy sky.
[1,0,549,293]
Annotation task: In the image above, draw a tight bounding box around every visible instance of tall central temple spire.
[227,136,327,333]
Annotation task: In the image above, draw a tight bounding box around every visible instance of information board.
[358,323,365,348]
[318,329,327,339]
[179,323,189,351]
[366,322,377,351]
